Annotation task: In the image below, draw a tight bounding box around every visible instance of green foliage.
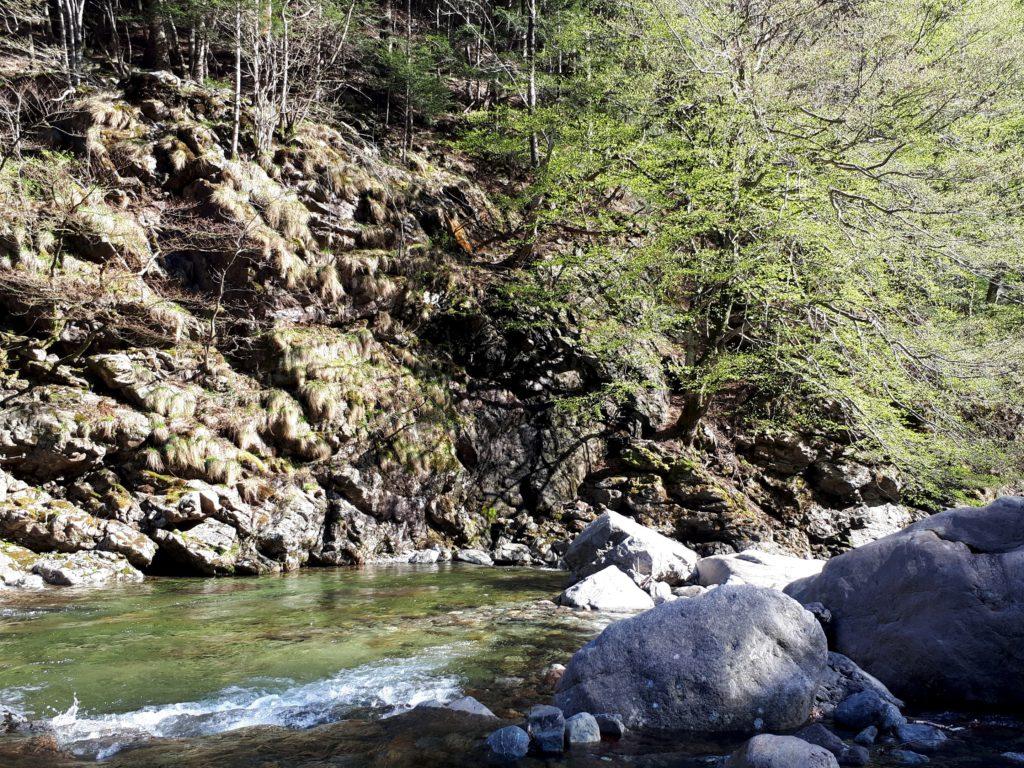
[373,35,452,122]
[463,0,1024,502]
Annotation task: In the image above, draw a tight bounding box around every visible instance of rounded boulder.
[553,585,828,731]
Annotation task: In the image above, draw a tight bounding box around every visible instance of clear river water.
[0,564,1021,767]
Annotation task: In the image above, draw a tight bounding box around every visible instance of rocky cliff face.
[0,67,939,583]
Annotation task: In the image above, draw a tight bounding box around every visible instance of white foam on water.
[42,645,466,760]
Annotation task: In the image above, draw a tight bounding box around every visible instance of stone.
[833,691,904,732]
[0,548,44,589]
[542,663,566,689]
[695,548,825,591]
[815,652,903,720]
[593,713,625,739]
[805,602,834,644]
[255,485,326,571]
[845,503,917,548]
[841,745,870,766]
[810,460,872,502]
[854,726,877,746]
[725,734,840,768]
[32,550,144,587]
[456,548,494,566]
[445,695,496,718]
[787,496,1024,707]
[526,704,565,754]
[485,725,530,761]
[165,492,209,526]
[554,585,827,731]
[795,724,870,767]
[891,750,930,765]
[563,510,698,586]
[153,519,239,575]
[557,566,655,612]
[97,519,157,569]
[0,487,156,568]
[0,386,150,482]
[564,712,601,745]
[749,432,820,474]
[795,724,847,756]
[895,723,947,753]
[408,548,441,564]
[492,542,532,566]
[649,580,674,604]
[672,584,707,598]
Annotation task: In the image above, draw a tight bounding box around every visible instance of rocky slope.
[0,62,969,585]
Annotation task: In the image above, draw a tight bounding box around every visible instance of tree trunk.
[145,0,170,70]
[526,0,539,167]
[231,1,242,159]
[402,0,412,162]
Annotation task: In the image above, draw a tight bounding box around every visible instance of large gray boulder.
[696,548,825,590]
[786,496,1024,706]
[557,565,655,612]
[563,510,698,586]
[554,585,827,731]
[725,734,840,768]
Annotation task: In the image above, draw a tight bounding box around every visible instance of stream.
[1,564,1022,767]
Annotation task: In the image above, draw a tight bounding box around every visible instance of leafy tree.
[466,0,1024,503]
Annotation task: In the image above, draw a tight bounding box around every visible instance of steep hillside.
[1,0,1022,584]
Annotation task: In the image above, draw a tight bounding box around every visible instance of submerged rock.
[557,565,655,612]
[787,496,1024,707]
[725,734,840,768]
[891,749,930,765]
[895,723,947,753]
[526,704,565,754]
[485,725,530,761]
[554,585,827,731]
[445,696,496,718]
[563,510,697,586]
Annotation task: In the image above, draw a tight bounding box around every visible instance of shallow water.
[0,564,1021,767]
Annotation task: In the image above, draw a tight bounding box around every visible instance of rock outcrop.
[32,550,144,586]
[786,496,1024,706]
[554,585,828,731]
